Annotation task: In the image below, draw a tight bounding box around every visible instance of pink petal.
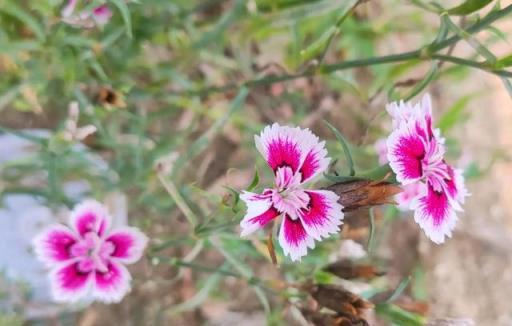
[104,227,148,264]
[275,166,301,190]
[386,93,433,129]
[387,121,427,184]
[395,182,423,211]
[255,123,329,180]
[33,225,78,266]
[412,182,457,244]
[50,261,93,303]
[444,165,469,208]
[93,261,131,303]
[240,191,279,236]
[298,190,343,241]
[70,200,111,238]
[278,215,315,261]
[92,5,112,26]
[61,0,78,17]
[298,139,330,183]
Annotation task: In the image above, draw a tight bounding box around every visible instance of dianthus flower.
[62,0,112,28]
[386,94,468,243]
[240,123,344,261]
[33,200,147,303]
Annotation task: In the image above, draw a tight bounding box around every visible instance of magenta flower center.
[271,166,309,220]
[421,140,451,192]
[70,232,114,273]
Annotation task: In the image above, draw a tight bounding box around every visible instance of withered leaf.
[325,179,402,212]
[396,300,430,316]
[301,308,369,326]
[324,259,385,281]
[310,284,373,324]
[96,86,126,108]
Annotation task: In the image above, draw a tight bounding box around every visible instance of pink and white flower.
[61,0,113,28]
[33,200,147,303]
[240,123,344,261]
[386,94,468,243]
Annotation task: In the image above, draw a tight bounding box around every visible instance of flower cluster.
[33,200,147,303]
[240,123,344,261]
[61,0,112,28]
[385,94,468,243]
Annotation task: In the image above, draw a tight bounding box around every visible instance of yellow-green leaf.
[447,0,494,16]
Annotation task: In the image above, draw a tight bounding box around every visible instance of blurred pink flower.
[33,200,147,303]
[240,123,344,261]
[374,138,388,165]
[386,94,468,243]
[61,0,112,28]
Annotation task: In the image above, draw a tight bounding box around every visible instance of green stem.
[316,0,366,65]
[431,54,512,77]
[157,172,199,227]
[164,257,243,278]
[171,4,512,96]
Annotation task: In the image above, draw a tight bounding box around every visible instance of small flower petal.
[240,191,279,236]
[444,166,469,208]
[298,139,330,183]
[92,5,113,26]
[70,199,111,238]
[255,123,329,181]
[93,261,131,304]
[278,215,315,262]
[387,93,433,129]
[412,182,457,244]
[61,0,78,17]
[298,190,343,241]
[395,182,423,211]
[387,121,427,184]
[50,261,93,303]
[33,225,78,267]
[105,227,148,264]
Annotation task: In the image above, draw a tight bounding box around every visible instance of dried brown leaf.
[325,180,402,212]
[309,284,373,325]
[324,259,385,281]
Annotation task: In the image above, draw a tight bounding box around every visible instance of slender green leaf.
[0,3,45,41]
[167,263,225,314]
[367,208,376,253]
[375,303,425,326]
[404,62,439,101]
[437,94,475,132]
[444,15,496,63]
[447,0,494,16]
[300,26,337,61]
[486,25,509,43]
[247,170,260,191]
[324,120,355,176]
[172,87,249,179]
[495,54,512,68]
[386,276,411,303]
[501,77,512,99]
[109,0,132,37]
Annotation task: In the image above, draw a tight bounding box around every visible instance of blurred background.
[0,0,511,325]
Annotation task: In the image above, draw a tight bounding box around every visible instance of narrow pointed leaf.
[324,120,355,176]
[447,0,494,16]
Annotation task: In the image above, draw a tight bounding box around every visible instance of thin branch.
[169,4,512,97]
